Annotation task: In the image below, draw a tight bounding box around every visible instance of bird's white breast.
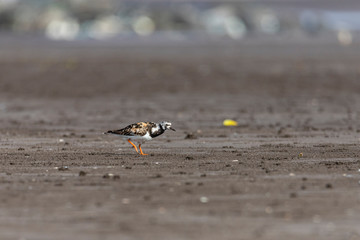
[142,131,152,140]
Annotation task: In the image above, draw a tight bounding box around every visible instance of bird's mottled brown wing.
[107,122,156,136]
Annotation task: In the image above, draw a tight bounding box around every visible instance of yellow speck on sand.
[223,119,238,126]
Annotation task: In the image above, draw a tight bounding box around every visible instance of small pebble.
[103,173,113,178]
[200,196,209,203]
[143,195,152,201]
[185,133,198,139]
[289,192,297,198]
[152,174,162,178]
[158,207,166,214]
[265,206,273,214]
[103,173,120,179]
[58,166,69,171]
[325,183,333,189]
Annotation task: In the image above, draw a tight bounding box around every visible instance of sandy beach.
[1,39,360,240]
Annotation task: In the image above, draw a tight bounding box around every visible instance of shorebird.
[104,121,175,155]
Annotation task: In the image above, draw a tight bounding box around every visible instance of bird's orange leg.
[138,144,148,156]
[127,139,138,153]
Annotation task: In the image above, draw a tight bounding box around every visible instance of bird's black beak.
[170,127,176,131]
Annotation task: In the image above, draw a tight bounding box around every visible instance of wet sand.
[1,39,360,240]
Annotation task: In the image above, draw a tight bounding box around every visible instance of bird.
[104,121,175,155]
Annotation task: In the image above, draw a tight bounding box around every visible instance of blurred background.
[1,0,360,131]
[0,0,359,45]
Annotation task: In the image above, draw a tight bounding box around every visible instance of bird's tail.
[104,130,114,135]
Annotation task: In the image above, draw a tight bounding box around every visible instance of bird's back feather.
[106,122,157,137]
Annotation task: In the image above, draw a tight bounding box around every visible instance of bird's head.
[160,121,176,131]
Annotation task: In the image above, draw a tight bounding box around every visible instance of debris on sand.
[289,192,297,198]
[103,173,120,179]
[223,119,238,126]
[103,173,114,178]
[200,196,209,203]
[325,183,333,189]
[143,195,152,201]
[58,166,69,171]
[79,171,87,176]
[185,132,198,139]
[150,173,162,178]
[265,206,273,214]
